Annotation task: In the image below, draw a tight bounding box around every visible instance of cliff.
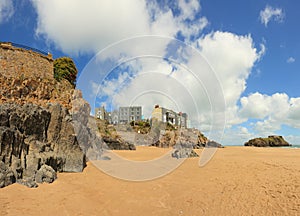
[0,43,106,188]
[244,135,291,147]
[0,92,106,188]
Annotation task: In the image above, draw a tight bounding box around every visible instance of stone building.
[94,106,142,124]
[119,106,142,124]
[95,106,106,120]
[178,112,188,128]
[151,105,188,128]
[107,110,119,125]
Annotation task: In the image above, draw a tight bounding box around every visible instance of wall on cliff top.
[0,42,53,80]
[0,42,75,109]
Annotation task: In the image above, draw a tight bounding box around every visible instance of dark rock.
[0,161,16,188]
[244,135,291,147]
[103,136,136,150]
[172,141,199,158]
[0,101,96,188]
[17,178,38,188]
[0,110,9,127]
[10,155,22,179]
[6,103,51,141]
[189,150,199,157]
[206,141,223,148]
[35,164,57,183]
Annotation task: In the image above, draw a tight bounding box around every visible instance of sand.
[0,146,299,216]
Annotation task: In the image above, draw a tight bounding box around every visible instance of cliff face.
[244,136,291,147]
[0,101,88,188]
[0,44,105,188]
[0,43,75,110]
[0,72,74,110]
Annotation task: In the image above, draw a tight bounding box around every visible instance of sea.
[225,144,300,148]
[281,144,300,149]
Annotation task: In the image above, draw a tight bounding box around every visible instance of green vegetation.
[130,120,151,134]
[53,57,78,87]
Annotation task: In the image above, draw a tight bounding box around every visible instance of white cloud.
[178,0,200,20]
[287,57,295,63]
[260,5,284,27]
[285,135,300,145]
[239,92,300,133]
[31,0,208,55]
[31,0,151,55]
[196,31,262,126]
[0,0,14,24]
[239,92,288,119]
[222,126,254,146]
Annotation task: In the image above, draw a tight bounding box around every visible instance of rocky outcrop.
[244,135,291,147]
[102,136,136,150]
[0,98,105,188]
[92,119,136,151]
[151,128,208,148]
[172,142,199,159]
[0,46,107,188]
[0,161,16,188]
[206,141,223,148]
[0,72,75,110]
[35,165,57,184]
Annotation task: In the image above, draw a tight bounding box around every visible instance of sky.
[1,0,300,145]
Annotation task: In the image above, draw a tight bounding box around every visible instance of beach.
[0,146,299,216]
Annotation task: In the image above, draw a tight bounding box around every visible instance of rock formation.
[244,135,291,147]
[102,136,136,150]
[0,101,87,188]
[151,128,208,149]
[0,44,111,188]
[206,141,223,148]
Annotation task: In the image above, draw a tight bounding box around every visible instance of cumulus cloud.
[31,0,151,54]
[222,126,254,146]
[31,0,208,55]
[196,32,264,126]
[285,135,300,145]
[287,57,295,63]
[0,0,14,24]
[239,92,300,132]
[260,5,284,27]
[178,0,200,20]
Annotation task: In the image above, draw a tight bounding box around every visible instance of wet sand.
[0,146,299,215]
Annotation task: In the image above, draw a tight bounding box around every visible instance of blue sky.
[1,0,300,145]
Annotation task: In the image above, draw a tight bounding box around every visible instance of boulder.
[17,178,38,188]
[103,136,136,150]
[35,164,57,183]
[206,141,223,148]
[172,141,199,159]
[244,135,291,147]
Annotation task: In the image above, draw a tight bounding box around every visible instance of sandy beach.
[0,146,299,216]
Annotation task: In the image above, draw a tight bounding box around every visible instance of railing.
[8,42,49,56]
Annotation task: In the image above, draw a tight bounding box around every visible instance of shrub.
[53,57,78,87]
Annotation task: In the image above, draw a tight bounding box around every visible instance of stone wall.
[0,42,53,80]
